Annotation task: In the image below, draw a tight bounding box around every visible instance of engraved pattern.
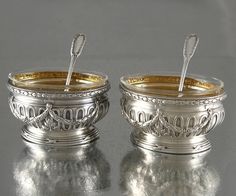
[121,97,225,138]
[9,96,109,131]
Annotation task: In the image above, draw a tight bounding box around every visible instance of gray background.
[0,0,236,195]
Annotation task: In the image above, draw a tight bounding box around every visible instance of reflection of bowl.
[120,73,226,154]
[7,71,110,146]
[14,142,110,196]
[120,148,220,196]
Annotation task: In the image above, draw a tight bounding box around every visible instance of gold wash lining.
[123,75,224,97]
[9,71,107,91]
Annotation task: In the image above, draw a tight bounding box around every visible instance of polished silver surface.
[1,0,236,195]
[8,79,110,146]
[120,81,226,154]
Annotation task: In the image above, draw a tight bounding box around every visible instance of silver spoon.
[65,33,86,89]
[178,34,199,93]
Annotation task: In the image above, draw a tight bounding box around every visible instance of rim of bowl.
[120,72,225,98]
[8,71,109,92]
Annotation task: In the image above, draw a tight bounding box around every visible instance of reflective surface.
[120,149,219,196]
[14,143,110,196]
[1,0,236,195]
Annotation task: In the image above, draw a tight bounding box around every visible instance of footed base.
[131,130,211,154]
[21,125,99,147]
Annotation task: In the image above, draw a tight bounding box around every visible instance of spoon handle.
[70,33,86,57]
[65,34,86,86]
[178,58,190,92]
[178,34,199,92]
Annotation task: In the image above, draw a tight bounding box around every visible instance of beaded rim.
[7,83,110,99]
[120,84,226,105]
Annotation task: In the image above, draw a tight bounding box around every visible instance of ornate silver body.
[7,72,110,146]
[120,75,226,154]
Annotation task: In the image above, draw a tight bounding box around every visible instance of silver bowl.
[7,71,110,146]
[120,73,226,154]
